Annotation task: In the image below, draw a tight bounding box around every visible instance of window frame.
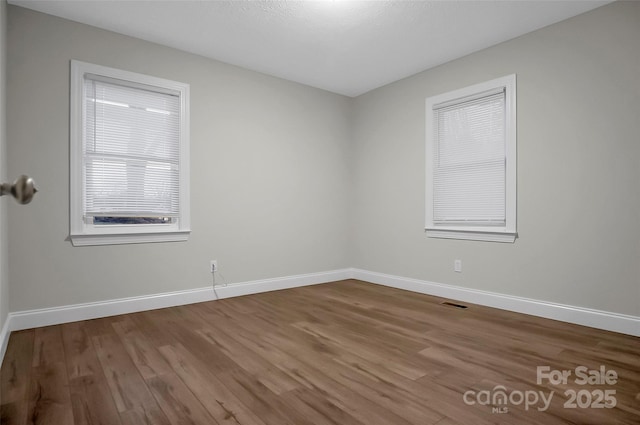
[425,74,517,243]
[70,60,190,246]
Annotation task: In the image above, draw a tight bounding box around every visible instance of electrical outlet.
[210,260,218,273]
[454,259,462,273]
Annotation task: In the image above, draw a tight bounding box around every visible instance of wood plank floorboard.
[1,279,638,424]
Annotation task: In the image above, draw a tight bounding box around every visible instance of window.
[425,75,516,243]
[70,60,190,246]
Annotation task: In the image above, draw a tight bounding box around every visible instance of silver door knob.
[0,175,38,204]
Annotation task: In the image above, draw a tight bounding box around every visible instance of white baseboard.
[4,268,352,334]
[2,266,637,367]
[0,317,10,368]
[0,268,350,366]
[350,269,640,337]
[8,286,217,333]
[214,269,351,299]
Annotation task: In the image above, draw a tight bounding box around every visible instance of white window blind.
[432,89,506,226]
[83,77,181,219]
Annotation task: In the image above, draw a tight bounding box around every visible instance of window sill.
[426,228,517,243]
[70,230,190,246]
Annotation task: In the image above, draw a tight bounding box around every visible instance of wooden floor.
[1,280,638,425]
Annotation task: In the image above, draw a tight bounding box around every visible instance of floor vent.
[441,301,468,309]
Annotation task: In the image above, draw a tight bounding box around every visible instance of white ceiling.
[10,0,610,97]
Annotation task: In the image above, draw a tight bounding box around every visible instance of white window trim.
[425,74,517,243]
[70,60,190,246]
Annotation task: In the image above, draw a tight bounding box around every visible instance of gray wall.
[6,2,639,319]
[351,0,640,316]
[7,6,351,311]
[0,0,7,332]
